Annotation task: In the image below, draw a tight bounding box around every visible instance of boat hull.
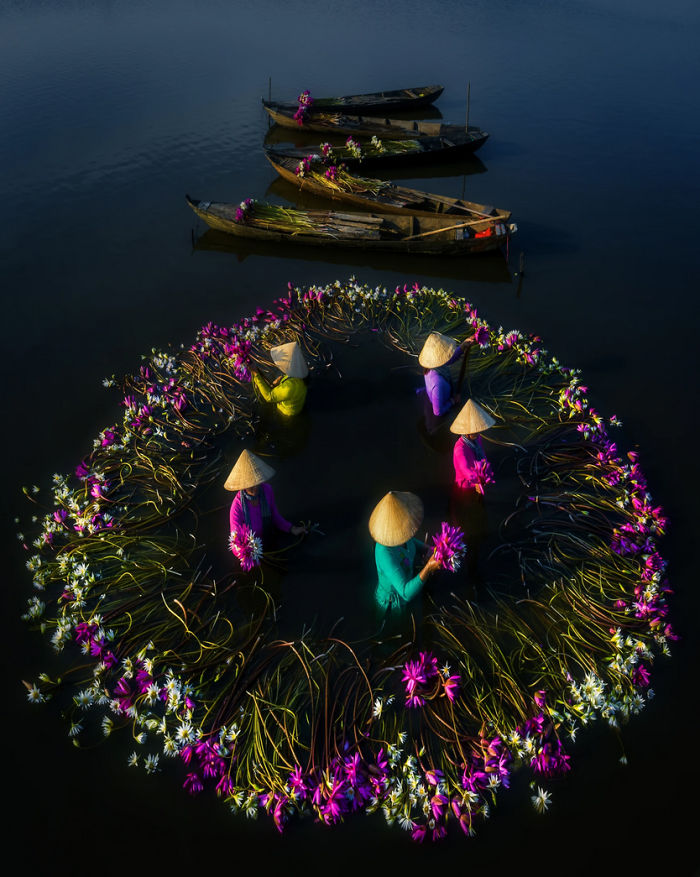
[265,107,471,140]
[262,84,444,116]
[186,196,514,256]
[265,129,489,168]
[265,152,511,222]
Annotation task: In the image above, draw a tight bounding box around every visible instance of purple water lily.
[183,772,203,795]
[432,522,466,572]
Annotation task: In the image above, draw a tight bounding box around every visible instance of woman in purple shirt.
[225,449,306,541]
[418,332,471,435]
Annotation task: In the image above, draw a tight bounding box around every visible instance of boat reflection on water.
[190,227,515,285]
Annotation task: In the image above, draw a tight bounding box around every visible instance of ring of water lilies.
[21,279,674,841]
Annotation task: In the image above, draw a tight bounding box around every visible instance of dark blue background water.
[2,1,698,873]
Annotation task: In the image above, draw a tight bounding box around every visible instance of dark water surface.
[3,1,699,873]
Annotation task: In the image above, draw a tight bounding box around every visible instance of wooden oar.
[403,219,497,241]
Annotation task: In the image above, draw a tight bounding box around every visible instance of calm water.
[3,0,699,873]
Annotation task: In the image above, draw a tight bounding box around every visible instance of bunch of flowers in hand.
[473,458,495,494]
[293,90,313,125]
[228,524,262,571]
[432,522,466,571]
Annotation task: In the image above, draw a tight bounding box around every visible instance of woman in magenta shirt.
[225,449,306,540]
[449,399,496,494]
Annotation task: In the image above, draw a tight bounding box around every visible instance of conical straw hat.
[369,491,424,547]
[224,449,276,491]
[270,341,309,378]
[450,399,496,435]
[418,331,458,368]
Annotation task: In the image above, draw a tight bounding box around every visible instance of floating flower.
[443,675,460,702]
[531,786,551,813]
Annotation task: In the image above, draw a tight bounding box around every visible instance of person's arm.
[447,341,468,365]
[252,371,274,403]
[426,371,452,417]
[229,494,244,532]
[261,482,306,535]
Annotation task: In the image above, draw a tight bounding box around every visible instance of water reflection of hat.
[369,491,424,547]
[224,449,276,491]
[418,332,458,369]
[271,341,309,378]
[449,399,496,435]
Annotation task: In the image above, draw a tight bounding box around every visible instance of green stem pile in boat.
[243,201,319,233]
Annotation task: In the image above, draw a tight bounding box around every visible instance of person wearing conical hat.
[226,449,306,543]
[370,491,440,611]
[450,399,496,496]
[419,331,471,422]
[251,341,309,417]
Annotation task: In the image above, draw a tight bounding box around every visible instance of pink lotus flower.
[228,524,262,571]
[183,772,203,795]
[432,522,466,572]
[472,458,495,494]
[443,675,460,702]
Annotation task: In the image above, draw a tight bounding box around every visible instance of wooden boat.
[264,105,479,141]
[262,85,444,116]
[186,196,515,255]
[265,150,511,222]
[264,127,488,169]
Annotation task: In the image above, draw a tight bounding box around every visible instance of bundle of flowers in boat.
[293,89,313,125]
[18,279,675,842]
[313,137,419,164]
[294,150,391,195]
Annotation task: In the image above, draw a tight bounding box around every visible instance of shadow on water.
[190,227,515,285]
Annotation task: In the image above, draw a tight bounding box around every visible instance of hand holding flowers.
[472,458,495,495]
[432,522,466,571]
[228,524,262,570]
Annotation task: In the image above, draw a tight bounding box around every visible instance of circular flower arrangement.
[19,279,674,841]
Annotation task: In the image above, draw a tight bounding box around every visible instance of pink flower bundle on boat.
[293,90,313,124]
[432,522,466,572]
[228,524,263,571]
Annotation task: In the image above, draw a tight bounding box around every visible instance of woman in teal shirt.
[370,491,439,611]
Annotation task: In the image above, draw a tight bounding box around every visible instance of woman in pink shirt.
[224,449,306,542]
[449,399,496,495]
[448,399,496,586]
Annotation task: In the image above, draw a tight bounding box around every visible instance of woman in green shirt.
[252,341,308,417]
[370,491,439,611]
